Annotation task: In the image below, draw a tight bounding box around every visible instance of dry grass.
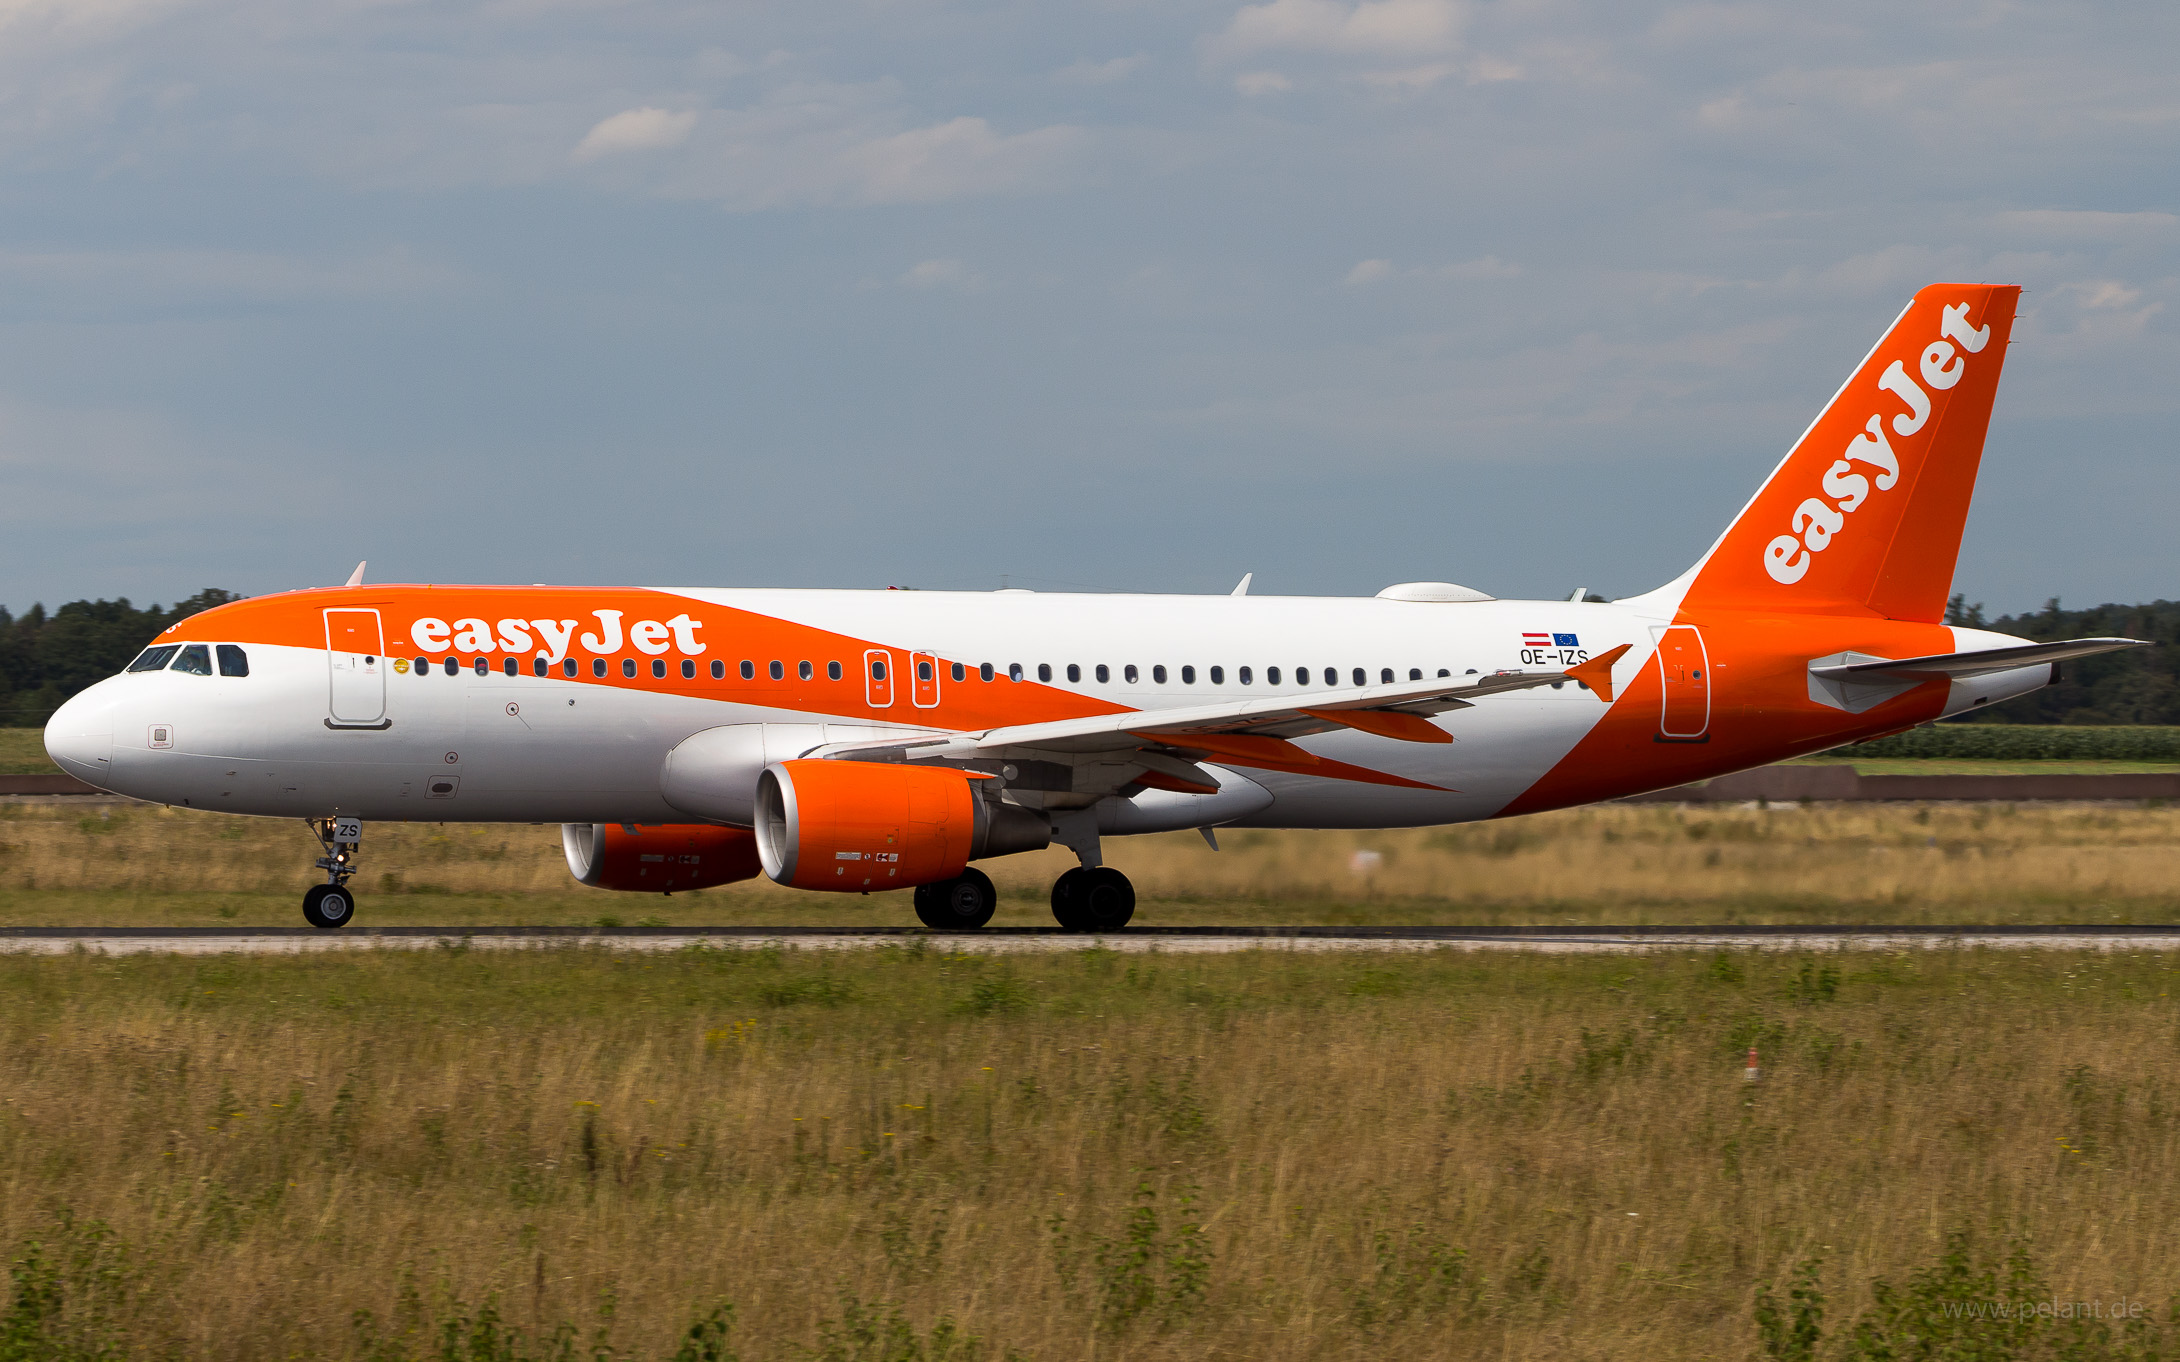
[2,946,2177,1359]
[3,798,2179,928]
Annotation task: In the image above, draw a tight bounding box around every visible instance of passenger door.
[1654,625,1710,741]
[324,609,387,727]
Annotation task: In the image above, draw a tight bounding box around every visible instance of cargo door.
[1655,625,1710,740]
[325,609,388,727]
[864,649,894,708]
[910,651,940,708]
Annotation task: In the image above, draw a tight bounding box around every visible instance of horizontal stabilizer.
[1808,637,2148,684]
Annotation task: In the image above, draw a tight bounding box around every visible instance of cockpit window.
[127,645,180,673]
[171,644,214,676]
[216,644,250,677]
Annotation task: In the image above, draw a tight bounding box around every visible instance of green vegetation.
[1842,725,2180,761]
[3,946,2179,1359]
[0,591,237,727]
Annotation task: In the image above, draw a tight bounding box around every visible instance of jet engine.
[753,760,1048,892]
[561,822,764,893]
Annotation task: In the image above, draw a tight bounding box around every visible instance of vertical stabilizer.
[1675,284,2020,623]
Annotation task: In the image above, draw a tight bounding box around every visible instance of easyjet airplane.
[41,284,2146,930]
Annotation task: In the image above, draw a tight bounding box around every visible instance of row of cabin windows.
[405,655,1467,687]
[126,643,250,677]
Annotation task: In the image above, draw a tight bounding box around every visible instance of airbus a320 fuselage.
[42,284,2146,930]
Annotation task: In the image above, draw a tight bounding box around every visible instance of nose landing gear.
[303,816,362,929]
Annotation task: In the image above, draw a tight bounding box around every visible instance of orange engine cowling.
[561,822,763,893]
[753,760,1047,892]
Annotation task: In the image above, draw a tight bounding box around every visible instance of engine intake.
[561,822,763,893]
[753,760,1048,892]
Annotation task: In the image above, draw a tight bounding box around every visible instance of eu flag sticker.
[1552,633,1579,647]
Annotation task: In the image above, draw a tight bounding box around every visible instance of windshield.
[126,645,180,673]
[171,644,213,676]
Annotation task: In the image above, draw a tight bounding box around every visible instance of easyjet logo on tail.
[1763,302,1991,585]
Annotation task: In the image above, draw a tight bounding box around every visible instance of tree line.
[0,588,2170,726]
[0,590,240,725]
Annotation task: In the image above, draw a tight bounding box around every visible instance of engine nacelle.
[753,760,1049,892]
[561,822,764,893]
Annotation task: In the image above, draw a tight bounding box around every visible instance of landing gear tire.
[913,867,998,930]
[1051,866,1135,932]
[302,882,356,930]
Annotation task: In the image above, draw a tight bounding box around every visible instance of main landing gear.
[913,867,998,930]
[1051,866,1135,933]
[303,816,361,930]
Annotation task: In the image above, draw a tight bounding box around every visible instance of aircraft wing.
[1807,637,2148,683]
[810,645,1631,777]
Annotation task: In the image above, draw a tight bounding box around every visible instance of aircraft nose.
[43,687,116,787]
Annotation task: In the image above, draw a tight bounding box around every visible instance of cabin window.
[980,663,994,682]
[1381,668,1394,684]
[622,658,637,678]
[918,660,933,681]
[1096,664,1109,683]
[474,658,490,677]
[1037,663,1052,682]
[741,660,755,680]
[1438,669,1451,678]
[1181,666,1196,684]
[1294,667,1310,684]
[711,660,725,679]
[127,645,180,673]
[653,660,667,678]
[217,645,250,677]
[414,656,429,676]
[1352,668,1366,686]
[593,659,607,678]
[1008,663,1023,682]
[1239,666,1252,685]
[769,661,784,681]
[1152,665,1167,684]
[1066,663,1081,683]
[872,659,888,680]
[172,644,213,676]
[828,661,843,680]
[1123,664,1137,684]
[951,662,965,682]
[566,659,580,678]
[1410,668,1422,681]
[532,657,548,677]
[682,660,697,679]
[504,658,519,677]
[1267,666,1281,685]
[795,661,809,680]
[1209,666,1224,684]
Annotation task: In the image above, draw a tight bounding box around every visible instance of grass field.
[4,798,2179,929]
[3,945,2177,1360]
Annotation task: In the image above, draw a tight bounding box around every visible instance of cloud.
[1345,258,1393,284]
[1345,256,1520,285]
[1055,54,1147,85]
[1210,0,1463,61]
[1994,209,2180,240]
[898,258,982,290]
[572,106,697,162]
[1235,70,1293,95]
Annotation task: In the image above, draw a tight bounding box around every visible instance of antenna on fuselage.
[344,561,367,587]
[1231,572,1252,596]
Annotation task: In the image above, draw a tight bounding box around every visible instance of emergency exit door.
[325,609,387,726]
[864,649,895,708]
[1655,625,1710,740]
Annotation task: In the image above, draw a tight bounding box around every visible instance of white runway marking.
[7,928,2180,955]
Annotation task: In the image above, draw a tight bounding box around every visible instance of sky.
[0,0,2173,618]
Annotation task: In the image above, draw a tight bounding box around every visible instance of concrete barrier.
[1620,766,2180,803]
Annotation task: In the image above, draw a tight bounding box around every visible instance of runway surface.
[6,924,2180,955]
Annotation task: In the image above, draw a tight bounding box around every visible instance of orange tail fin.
[1674,284,2020,623]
